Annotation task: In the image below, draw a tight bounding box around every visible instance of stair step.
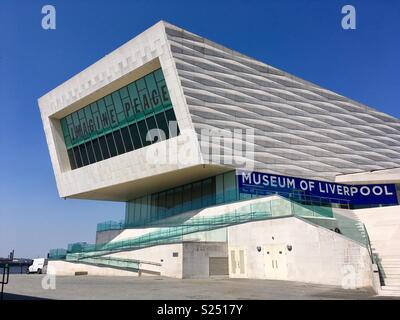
[382,266,400,270]
[379,258,400,262]
[384,279,400,286]
[380,264,400,268]
[379,291,400,297]
[383,274,400,279]
[382,270,400,276]
[381,285,400,291]
[375,255,400,260]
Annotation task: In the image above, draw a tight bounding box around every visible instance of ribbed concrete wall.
[164,22,400,181]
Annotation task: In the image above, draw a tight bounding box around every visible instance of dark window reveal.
[61,67,179,170]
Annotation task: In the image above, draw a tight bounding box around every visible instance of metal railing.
[49,196,368,265]
[1,250,14,300]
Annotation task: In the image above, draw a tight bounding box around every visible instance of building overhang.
[68,164,232,201]
[335,167,400,185]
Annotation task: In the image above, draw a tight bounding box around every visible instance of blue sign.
[237,170,398,205]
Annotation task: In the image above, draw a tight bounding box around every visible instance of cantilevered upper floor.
[38,21,400,201]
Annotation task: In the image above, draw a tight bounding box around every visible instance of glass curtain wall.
[60,68,179,170]
[125,171,238,227]
[124,170,351,228]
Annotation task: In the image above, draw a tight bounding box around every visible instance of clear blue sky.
[0,0,399,258]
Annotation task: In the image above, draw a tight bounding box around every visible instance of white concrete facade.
[228,216,373,287]
[38,22,212,201]
[38,21,400,201]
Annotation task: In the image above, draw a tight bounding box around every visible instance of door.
[264,244,288,280]
[229,247,247,278]
[209,257,229,276]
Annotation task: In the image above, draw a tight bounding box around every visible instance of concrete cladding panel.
[38,20,400,200]
[38,21,203,200]
[164,22,400,181]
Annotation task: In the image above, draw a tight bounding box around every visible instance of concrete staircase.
[353,206,400,297]
[332,208,368,245]
[373,247,400,296]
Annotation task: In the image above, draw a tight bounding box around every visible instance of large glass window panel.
[121,96,136,123]
[145,116,160,144]
[67,149,77,170]
[192,182,202,210]
[137,119,150,147]
[182,185,192,212]
[166,189,174,216]
[73,147,83,168]
[202,178,215,207]
[158,192,166,219]
[137,80,153,116]
[216,174,224,204]
[151,193,159,222]
[84,107,96,139]
[104,95,113,107]
[173,187,183,214]
[61,68,180,170]
[71,112,82,144]
[156,79,171,107]
[165,109,179,137]
[78,109,89,140]
[112,92,126,124]
[146,74,164,113]
[154,68,164,82]
[123,171,241,227]
[85,141,96,164]
[106,133,117,157]
[119,86,129,99]
[155,112,169,140]
[92,111,102,135]
[113,130,125,155]
[224,171,237,202]
[99,136,110,159]
[60,118,71,147]
[97,99,112,132]
[120,126,134,152]
[139,196,148,225]
[92,138,103,162]
[129,123,143,149]
[79,144,89,166]
[127,83,144,120]
[106,102,119,128]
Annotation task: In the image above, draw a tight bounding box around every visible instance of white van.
[27,258,48,274]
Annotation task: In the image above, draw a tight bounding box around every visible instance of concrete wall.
[182,242,228,278]
[353,205,400,255]
[228,216,373,288]
[48,260,138,276]
[96,230,124,245]
[107,243,183,278]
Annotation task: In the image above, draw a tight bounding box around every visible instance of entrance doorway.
[229,247,247,278]
[264,244,288,280]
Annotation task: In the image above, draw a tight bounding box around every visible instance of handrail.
[1,263,10,300]
[363,224,376,264]
[50,196,368,263]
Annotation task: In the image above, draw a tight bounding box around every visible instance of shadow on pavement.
[2,293,50,300]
